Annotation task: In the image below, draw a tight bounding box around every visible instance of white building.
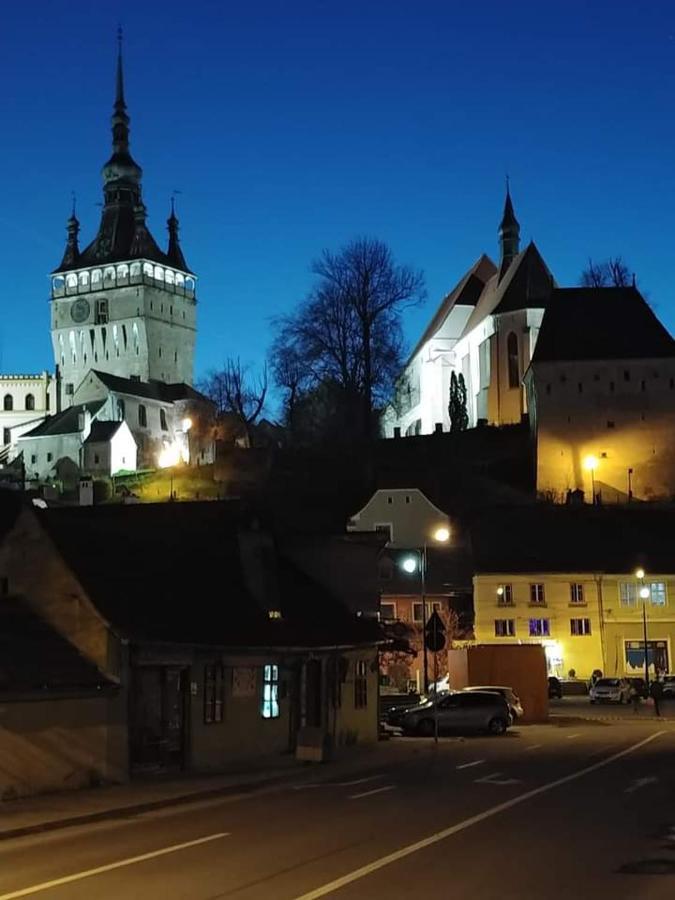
[0,372,58,460]
[383,191,554,436]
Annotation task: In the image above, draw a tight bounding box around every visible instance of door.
[130,666,187,773]
[305,659,323,728]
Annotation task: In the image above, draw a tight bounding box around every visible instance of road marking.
[474,772,521,786]
[524,744,542,751]
[624,776,658,794]
[456,760,485,770]
[339,774,385,787]
[292,731,665,900]
[349,785,396,800]
[566,733,581,739]
[0,833,229,899]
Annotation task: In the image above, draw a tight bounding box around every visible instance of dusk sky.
[2,0,675,409]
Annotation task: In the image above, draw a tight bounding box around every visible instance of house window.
[25,393,35,411]
[204,664,224,723]
[619,582,637,606]
[570,583,585,604]
[495,619,515,637]
[94,454,100,464]
[30,454,36,465]
[571,618,591,635]
[530,584,545,605]
[374,523,392,542]
[2,428,10,444]
[138,404,147,427]
[3,394,12,411]
[647,582,667,606]
[160,409,168,431]
[117,399,125,419]
[261,664,280,719]
[506,332,519,388]
[497,584,514,605]
[529,618,550,637]
[380,601,396,620]
[355,660,368,709]
[413,602,424,622]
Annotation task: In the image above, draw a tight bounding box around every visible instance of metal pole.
[432,624,439,745]
[641,578,650,694]
[591,469,596,505]
[421,545,429,695]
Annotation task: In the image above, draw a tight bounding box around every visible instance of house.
[0,499,381,796]
[470,505,675,679]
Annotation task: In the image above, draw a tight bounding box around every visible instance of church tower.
[498,184,520,281]
[50,33,196,405]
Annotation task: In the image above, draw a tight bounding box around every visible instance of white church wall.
[21,434,82,482]
[110,422,137,474]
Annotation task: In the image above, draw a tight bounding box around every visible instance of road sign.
[425,610,446,652]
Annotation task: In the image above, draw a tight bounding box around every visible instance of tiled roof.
[83,421,123,443]
[91,371,210,404]
[19,401,104,438]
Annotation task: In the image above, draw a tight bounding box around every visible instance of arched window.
[507,332,520,389]
[154,266,165,281]
[79,271,89,288]
[117,399,125,420]
[138,404,147,427]
[3,394,13,411]
[25,393,35,411]
[160,409,168,431]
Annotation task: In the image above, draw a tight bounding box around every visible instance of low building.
[0,372,58,460]
[470,506,675,679]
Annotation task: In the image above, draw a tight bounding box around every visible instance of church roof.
[83,421,124,444]
[91,371,210,404]
[461,242,554,337]
[406,254,497,364]
[531,287,675,364]
[19,401,105,438]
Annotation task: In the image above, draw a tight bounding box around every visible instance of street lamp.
[583,455,598,505]
[400,525,450,694]
[636,568,650,691]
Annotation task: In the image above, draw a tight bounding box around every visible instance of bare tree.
[271,237,425,442]
[199,358,267,447]
[268,338,311,440]
[580,256,633,288]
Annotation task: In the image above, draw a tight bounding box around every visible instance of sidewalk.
[0,739,433,842]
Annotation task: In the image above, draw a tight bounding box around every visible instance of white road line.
[566,733,581,739]
[338,774,385,787]
[456,760,485,770]
[292,731,665,900]
[349,785,396,800]
[524,744,543,751]
[0,833,229,899]
[474,772,521,786]
[624,776,658,794]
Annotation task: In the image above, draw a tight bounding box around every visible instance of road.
[1,719,674,899]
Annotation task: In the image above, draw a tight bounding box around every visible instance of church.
[0,39,214,483]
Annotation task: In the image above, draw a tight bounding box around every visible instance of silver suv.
[400,690,511,736]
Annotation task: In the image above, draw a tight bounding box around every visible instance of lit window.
[380,602,396,620]
[498,583,514,605]
[648,582,667,606]
[530,584,545,604]
[154,266,165,281]
[495,619,515,637]
[261,664,280,719]
[619,582,637,606]
[204,664,224,724]
[529,618,550,637]
[570,618,591,635]
[355,660,368,708]
[267,610,282,620]
[570,583,584,604]
[79,271,89,287]
[143,262,153,278]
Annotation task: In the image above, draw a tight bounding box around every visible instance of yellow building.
[471,506,675,679]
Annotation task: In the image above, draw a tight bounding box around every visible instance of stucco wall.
[348,488,450,548]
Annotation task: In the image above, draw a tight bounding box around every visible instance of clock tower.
[50,33,196,407]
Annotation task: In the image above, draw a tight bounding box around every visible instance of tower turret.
[498,183,520,280]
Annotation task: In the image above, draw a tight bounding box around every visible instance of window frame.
[498,583,514,606]
[354,659,368,709]
[203,663,225,724]
[570,583,585,605]
[138,404,147,428]
[380,601,397,620]
[528,618,550,637]
[570,617,592,636]
[529,583,546,605]
[261,664,280,719]
[619,582,637,606]
[494,618,515,637]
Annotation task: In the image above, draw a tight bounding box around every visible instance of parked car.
[462,685,524,721]
[661,675,675,698]
[399,690,511,736]
[548,676,563,699]
[625,677,649,699]
[589,677,632,704]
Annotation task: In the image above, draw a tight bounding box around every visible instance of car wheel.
[488,716,507,735]
[417,718,434,737]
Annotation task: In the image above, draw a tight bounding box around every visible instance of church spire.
[498,179,520,281]
[166,197,189,271]
[56,196,80,271]
[102,27,141,191]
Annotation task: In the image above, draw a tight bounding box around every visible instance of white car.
[661,675,675,698]
[589,677,632,704]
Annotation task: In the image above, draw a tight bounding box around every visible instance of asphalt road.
[1,719,674,899]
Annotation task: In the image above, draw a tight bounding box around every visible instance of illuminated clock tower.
[50,34,196,406]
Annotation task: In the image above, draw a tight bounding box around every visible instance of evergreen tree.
[449,372,469,432]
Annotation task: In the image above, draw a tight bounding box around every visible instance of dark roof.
[531,287,675,364]
[84,421,123,443]
[20,401,104,438]
[91,371,210,404]
[36,502,380,649]
[471,505,675,574]
[0,596,112,694]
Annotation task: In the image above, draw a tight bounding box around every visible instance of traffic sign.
[425,610,446,652]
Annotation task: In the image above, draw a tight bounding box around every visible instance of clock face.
[71,297,91,323]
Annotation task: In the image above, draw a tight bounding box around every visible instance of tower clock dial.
[70,297,91,323]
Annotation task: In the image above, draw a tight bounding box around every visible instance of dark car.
[548,676,562,699]
[625,677,648,699]
[399,690,511,736]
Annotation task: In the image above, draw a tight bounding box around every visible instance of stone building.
[0,372,57,460]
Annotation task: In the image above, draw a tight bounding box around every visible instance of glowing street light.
[402,557,418,574]
[433,526,450,543]
[583,455,599,504]
[182,417,193,432]
[635,568,651,692]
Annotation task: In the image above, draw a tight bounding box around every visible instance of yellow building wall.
[473,574,605,679]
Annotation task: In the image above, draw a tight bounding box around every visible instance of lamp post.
[584,455,598,505]
[636,568,650,692]
[401,526,450,695]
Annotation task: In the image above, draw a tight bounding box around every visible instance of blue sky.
[2,0,675,406]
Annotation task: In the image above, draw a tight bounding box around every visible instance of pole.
[432,625,439,745]
[421,545,429,696]
[591,469,596,505]
[641,580,650,695]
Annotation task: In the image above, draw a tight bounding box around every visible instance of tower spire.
[498,179,520,280]
[167,195,189,271]
[56,197,80,270]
